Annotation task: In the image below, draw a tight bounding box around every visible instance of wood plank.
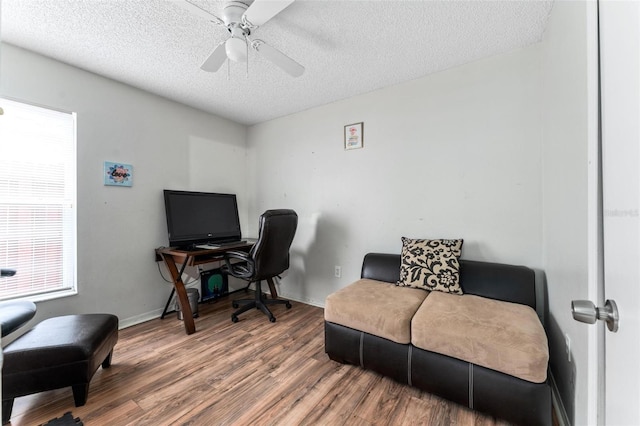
[301,367,380,425]
[351,375,404,424]
[8,295,513,425]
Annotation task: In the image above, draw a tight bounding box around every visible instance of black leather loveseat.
[324,253,552,425]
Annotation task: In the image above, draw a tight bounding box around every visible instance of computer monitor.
[163,190,241,248]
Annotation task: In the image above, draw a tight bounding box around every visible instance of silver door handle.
[571,299,619,332]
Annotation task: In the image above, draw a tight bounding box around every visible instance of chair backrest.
[249,209,298,280]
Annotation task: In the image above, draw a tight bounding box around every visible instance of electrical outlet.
[565,333,571,362]
[334,265,341,278]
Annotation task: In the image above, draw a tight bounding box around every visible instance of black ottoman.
[2,314,119,424]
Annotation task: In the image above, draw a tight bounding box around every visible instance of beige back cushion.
[325,279,428,344]
[411,291,549,383]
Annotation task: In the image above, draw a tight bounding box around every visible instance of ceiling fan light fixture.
[177,0,302,75]
[225,37,247,62]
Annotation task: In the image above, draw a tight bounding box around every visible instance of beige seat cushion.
[325,279,428,344]
[411,291,549,383]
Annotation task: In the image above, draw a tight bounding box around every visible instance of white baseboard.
[276,291,325,308]
[117,292,324,330]
[118,308,165,329]
[549,371,571,426]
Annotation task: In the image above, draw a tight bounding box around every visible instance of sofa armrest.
[361,253,401,283]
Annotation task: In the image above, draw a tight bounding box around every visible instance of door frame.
[586,0,604,424]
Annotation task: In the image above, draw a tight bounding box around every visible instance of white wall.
[2,9,595,420]
[1,43,248,327]
[247,46,544,306]
[541,2,595,425]
[247,8,595,421]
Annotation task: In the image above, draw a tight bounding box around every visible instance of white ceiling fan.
[171,0,305,77]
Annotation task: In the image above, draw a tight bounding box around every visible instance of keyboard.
[195,244,221,250]
[195,240,247,250]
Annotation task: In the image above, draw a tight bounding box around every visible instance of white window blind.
[0,98,77,301]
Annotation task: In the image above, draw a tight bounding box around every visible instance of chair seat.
[411,292,548,383]
[4,314,117,369]
[0,300,36,337]
[2,313,119,424]
[324,279,428,344]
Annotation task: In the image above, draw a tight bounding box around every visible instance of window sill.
[3,288,78,304]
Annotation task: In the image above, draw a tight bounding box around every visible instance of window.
[0,98,77,301]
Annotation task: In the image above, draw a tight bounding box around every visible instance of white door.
[600,0,640,423]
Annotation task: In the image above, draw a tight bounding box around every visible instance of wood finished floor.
[9,294,512,426]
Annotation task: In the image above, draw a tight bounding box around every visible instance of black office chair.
[222,209,298,323]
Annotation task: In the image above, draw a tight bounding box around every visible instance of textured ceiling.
[1,0,553,125]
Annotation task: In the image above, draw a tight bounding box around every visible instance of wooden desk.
[156,242,253,335]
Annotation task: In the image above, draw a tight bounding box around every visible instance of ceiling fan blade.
[169,0,223,24]
[243,0,295,27]
[254,41,304,77]
[200,42,228,72]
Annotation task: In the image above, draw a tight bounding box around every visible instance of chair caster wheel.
[232,302,239,309]
[269,316,276,323]
[285,302,292,309]
[231,315,239,323]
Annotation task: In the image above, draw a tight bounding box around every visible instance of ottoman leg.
[102,349,113,368]
[72,383,89,407]
[2,398,14,425]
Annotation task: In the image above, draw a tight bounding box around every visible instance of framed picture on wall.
[104,161,133,187]
[344,122,364,150]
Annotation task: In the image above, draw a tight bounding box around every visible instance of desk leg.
[160,253,196,335]
[161,288,175,319]
[267,277,278,299]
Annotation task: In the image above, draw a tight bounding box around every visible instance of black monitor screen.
[163,190,241,247]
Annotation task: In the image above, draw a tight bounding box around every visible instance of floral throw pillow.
[397,237,464,294]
